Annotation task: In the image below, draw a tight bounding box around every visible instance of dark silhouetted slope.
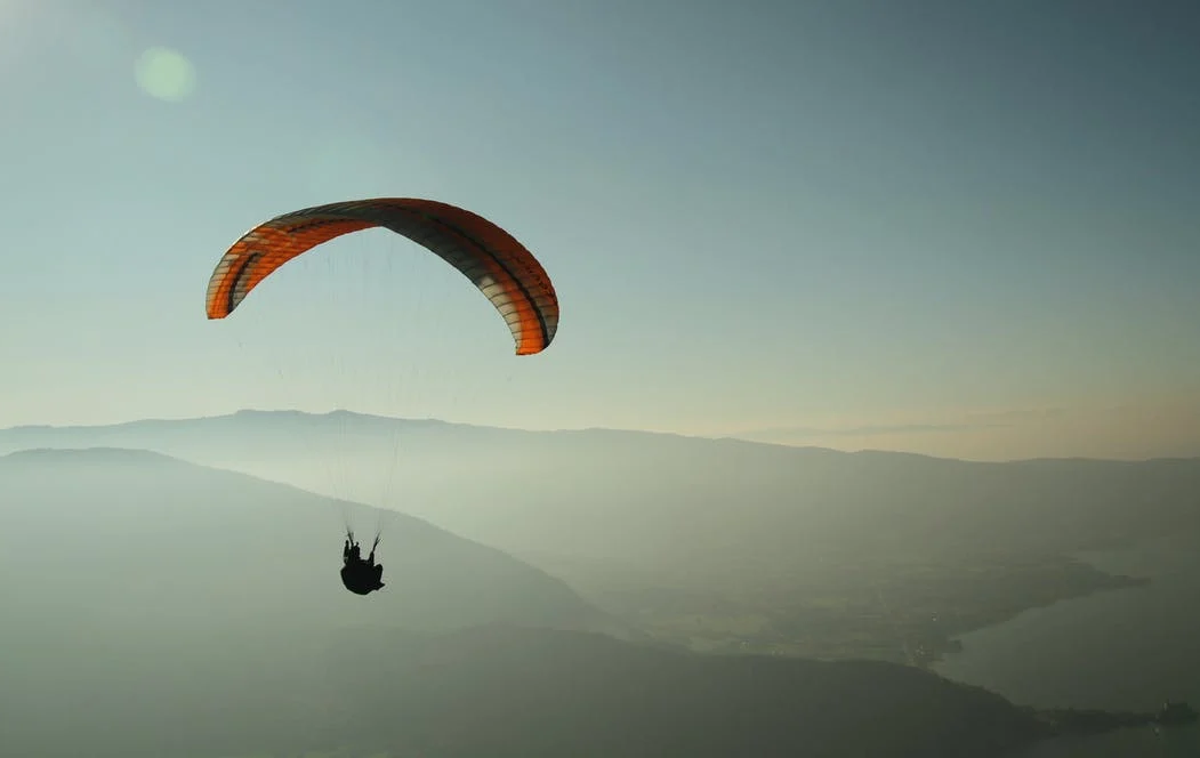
[0,613,1052,758]
[317,624,1051,758]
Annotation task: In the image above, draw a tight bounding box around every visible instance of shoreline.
[917,566,1149,669]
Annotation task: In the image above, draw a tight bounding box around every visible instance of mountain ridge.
[6,408,1196,464]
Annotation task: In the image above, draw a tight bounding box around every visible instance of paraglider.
[205,197,560,596]
[341,534,385,595]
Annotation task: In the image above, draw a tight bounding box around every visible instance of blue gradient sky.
[1,0,1197,459]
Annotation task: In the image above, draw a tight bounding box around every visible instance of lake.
[934,535,1200,756]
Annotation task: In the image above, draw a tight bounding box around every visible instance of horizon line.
[0,407,1194,466]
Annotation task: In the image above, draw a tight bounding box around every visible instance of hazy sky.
[2,0,1197,459]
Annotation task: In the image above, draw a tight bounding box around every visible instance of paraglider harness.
[341,531,385,595]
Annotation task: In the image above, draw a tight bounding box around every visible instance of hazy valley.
[5,411,1195,663]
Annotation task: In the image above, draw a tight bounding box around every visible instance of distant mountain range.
[3,409,1198,583]
[5,410,1199,663]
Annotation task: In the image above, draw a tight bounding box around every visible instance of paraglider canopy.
[204,197,560,355]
